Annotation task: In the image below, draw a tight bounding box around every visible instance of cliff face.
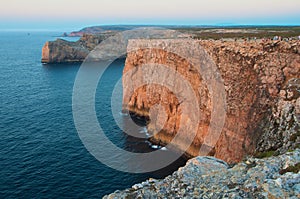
[41,39,89,63]
[41,34,113,63]
[123,39,300,163]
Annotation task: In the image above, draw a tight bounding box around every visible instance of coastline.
[40,28,300,197]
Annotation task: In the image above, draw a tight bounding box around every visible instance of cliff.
[122,39,300,163]
[41,33,114,63]
[104,149,300,198]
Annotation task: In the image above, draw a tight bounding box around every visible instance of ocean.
[0,31,186,198]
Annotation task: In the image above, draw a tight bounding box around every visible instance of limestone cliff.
[41,33,114,63]
[122,39,300,163]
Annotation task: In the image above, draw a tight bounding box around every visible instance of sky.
[0,0,299,31]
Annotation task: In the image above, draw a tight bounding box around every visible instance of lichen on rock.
[104,149,300,199]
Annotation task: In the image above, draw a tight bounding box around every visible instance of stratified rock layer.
[104,149,300,199]
[123,39,300,163]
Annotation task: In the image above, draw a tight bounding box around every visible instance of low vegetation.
[174,26,300,40]
[254,150,278,159]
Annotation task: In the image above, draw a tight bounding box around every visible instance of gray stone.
[104,150,300,198]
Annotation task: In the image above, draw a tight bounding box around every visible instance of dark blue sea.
[0,31,186,198]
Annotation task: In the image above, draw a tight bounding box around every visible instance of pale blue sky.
[0,0,299,31]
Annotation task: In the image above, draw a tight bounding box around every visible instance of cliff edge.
[122,39,300,163]
[104,149,300,198]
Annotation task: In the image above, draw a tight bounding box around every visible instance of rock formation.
[41,33,114,63]
[104,149,300,198]
[41,31,299,163]
[122,39,300,163]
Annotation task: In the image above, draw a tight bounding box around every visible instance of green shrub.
[254,150,276,158]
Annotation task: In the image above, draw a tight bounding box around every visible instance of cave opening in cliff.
[128,111,149,127]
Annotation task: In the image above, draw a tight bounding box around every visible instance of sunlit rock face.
[41,34,112,63]
[123,39,300,163]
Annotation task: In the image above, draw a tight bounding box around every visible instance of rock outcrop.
[104,149,300,199]
[41,33,114,63]
[122,39,300,163]
[256,78,300,154]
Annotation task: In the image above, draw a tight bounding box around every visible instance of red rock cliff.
[122,39,300,163]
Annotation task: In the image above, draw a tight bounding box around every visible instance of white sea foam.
[119,111,129,116]
[151,145,161,149]
[139,127,150,137]
[160,147,167,151]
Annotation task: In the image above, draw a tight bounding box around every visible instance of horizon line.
[1,24,300,32]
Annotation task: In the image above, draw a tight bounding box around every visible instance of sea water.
[0,31,186,198]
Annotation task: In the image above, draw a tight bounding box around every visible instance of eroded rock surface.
[256,78,300,154]
[104,149,300,199]
[123,39,300,163]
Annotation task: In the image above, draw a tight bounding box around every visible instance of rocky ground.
[104,149,300,199]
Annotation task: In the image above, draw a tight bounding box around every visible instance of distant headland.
[42,25,300,64]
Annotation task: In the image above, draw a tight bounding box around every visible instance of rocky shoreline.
[104,149,300,199]
[111,39,300,198]
[40,31,300,197]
